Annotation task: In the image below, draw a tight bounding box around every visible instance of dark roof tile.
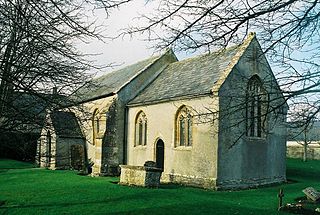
[74,56,159,102]
[129,46,240,105]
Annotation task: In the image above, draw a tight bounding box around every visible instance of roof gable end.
[212,32,257,94]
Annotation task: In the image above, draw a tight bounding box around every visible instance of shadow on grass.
[0,195,136,210]
[0,167,34,170]
[0,159,35,170]
[287,161,320,182]
[107,199,281,215]
[0,194,280,215]
[159,183,185,189]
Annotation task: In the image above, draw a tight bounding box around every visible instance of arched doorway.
[156,139,164,171]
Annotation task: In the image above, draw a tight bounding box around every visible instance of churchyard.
[0,159,320,214]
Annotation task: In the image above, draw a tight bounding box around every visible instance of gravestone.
[144,161,162,187]
[302,187,320,202]
[119,161,162,188]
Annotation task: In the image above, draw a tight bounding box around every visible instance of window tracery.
[176,106,193,147]
[135,111,147,146]
[246,76,267,137]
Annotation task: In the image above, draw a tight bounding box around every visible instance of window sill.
[133,145,147,149]
[244,136,266,142]
[174,146,192,151]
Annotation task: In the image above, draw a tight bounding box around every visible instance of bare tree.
[0,0,127,160]
[288,108,320,161]
[122,0,320,121]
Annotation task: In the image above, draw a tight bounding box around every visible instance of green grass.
[0,159,35,170]
[0,159,319,214]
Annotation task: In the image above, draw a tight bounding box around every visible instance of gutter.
[127,92,214,108]
[123,106,129,164]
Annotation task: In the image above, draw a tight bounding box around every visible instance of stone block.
[120,164,162,188]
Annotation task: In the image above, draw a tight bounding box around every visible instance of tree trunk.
[303,130,308,162]
[303,142,308,162]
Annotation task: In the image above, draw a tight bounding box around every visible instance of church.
[37,33,288,189]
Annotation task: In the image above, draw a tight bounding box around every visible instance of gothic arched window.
[246,75,267,137]
[92,109,99,145]
[46,130,51,165]
[135,111,147,146]
[176,106,193,147]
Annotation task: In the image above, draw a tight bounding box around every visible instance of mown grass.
[0,158,319,214]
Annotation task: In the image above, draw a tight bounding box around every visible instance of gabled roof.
[51,111,83,138]
[2,92,51,134]
[74,55,160,103]
[129,34,256,106]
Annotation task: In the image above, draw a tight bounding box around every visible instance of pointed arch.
[155,139,164,171]
[92,108,99,145]
[135,111,147,146]
[246,75,267,137]
[175,105,193,147]
[46,130,51,166]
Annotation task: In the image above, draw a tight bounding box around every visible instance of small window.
[135,111,147,146]
[176,106,193,147]
[246,75,267,137]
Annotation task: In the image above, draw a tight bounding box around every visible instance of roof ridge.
[73,50,172,103]
[113,49,174,93]
[170,44,241,66]
[94,55,160,81]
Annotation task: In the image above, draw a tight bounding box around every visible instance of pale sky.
[79,1,171,76]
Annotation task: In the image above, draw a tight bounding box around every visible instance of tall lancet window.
[46,130,51,164]
[92,109,99,145]
[135,111,147,146]
[246,75,267,137]
[176,106,193,147]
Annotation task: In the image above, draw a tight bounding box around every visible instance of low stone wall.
[215,176,285,190]
[287,142,320,160]
[161,173,217,189]
[119,165,162,187]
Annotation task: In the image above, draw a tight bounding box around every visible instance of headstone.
[144,161,162,187]
[302,187,320,202]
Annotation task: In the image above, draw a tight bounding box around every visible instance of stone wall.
[74,50,177,176]
[161,173,216,189]
[216,36,287,189]
[127,96,219,189]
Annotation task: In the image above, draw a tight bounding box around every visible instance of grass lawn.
[0,159,319,215]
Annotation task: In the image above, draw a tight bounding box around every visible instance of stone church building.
[37,33,288,189]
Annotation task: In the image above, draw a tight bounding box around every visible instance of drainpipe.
[123,106,129,165]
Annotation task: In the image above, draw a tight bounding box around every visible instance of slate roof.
[2,92,51,134]
[129,45,241,105]
[74,56,160,102]
[51,111,83,138]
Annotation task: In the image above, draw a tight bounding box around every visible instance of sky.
[78,1,171,76]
